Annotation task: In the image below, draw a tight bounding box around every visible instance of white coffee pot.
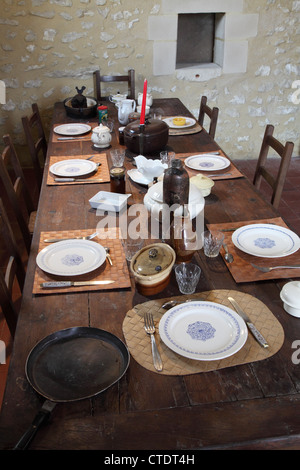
[137,92,153,107]
[91,124,112,148]
[118,99,136,125]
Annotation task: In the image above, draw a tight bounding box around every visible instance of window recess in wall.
[176,14,214,68]
[176,13,223,70]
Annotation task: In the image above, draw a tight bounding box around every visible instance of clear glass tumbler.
[175,263,201,295]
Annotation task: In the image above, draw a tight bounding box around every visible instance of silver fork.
[251,263,300,272]
[144,312,163,371]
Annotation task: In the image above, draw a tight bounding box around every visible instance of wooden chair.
[0,198,26,337]
[0,134,36,254]
[198,96,219,139]
[93,68,135,102]
[253,124,294,209]
[22,103,47,191]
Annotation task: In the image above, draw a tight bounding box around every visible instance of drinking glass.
[202,230,224,257]
[122,237,144,261]
[160,151,175,167]
[110,149,125,167]
[175,263,201,295]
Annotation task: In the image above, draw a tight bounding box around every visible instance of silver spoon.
[223,243,233,263]
[161,299,193,310]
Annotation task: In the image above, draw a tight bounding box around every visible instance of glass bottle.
[169,206,197,263]
[163,159,189,208]
[162,159,190,244]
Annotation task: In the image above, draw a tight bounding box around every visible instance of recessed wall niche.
[148,0,259,79]
[176,13,216,69]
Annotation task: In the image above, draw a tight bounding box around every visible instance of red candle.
[140,78,147,125]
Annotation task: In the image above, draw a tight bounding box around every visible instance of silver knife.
[228,297,269,348]
[57,136,86,140]
[40,280,114,288]
[54,177,102,182]
[44,237,97,243]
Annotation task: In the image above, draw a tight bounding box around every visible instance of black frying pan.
[14,326,130,450]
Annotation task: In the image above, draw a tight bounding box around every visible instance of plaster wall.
[0,0,299,165]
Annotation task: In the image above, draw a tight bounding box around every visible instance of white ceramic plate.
[162,116,196,129]
[185,154,230,171]
[36,239,106,276]
[50,159,97,177]
[127,169,151,185]
[232,224,300,258]
[159,301,248,361]
[53,123,91,136]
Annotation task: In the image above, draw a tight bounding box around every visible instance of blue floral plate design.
[159,301,248,361]
[185,154,230,171]
[232,224,300,258]
[36,239,106,276]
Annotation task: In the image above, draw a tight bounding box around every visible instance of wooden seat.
[253,124,294,209]
[0,198,26,337]
[93,68,135,102]
[0,134,37,254]
[22,103,47,191]
[198,96,219,139]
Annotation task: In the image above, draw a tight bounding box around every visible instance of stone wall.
[0,0,299,166]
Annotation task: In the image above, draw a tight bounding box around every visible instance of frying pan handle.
[14,401,56,450]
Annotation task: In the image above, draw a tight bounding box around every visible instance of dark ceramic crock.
[124,118,169,155]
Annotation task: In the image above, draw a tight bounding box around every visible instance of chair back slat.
[198,95,219,139]
[253,124,294,209]
[22,103,47,190]
[0,198,26,337]
[94,69,135,101]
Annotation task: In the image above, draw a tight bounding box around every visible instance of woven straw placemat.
[52,122,98,143]
[177,151,244,180]
[122,289,284,375]
[33,227,131,294]
[208,218,300,283]
[164,116,202,136]
[46,153,110,185]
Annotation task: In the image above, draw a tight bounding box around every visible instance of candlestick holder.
[139,124,145,155]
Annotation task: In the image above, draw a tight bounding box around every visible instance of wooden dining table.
[0,98,300,451]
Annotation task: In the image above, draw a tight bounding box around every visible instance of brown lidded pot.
[123,118,169,155]
[130,243,176,296]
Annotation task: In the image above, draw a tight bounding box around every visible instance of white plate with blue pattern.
[159,301,248,361]
[232,224,300,258]
[185,154,230,171]
[50,159,97,177]
[36,239,106,276]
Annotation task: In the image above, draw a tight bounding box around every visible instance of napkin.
[134,155,167,183]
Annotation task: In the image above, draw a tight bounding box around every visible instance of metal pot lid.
[132,243,174,276]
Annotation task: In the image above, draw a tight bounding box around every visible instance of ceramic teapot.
[118,99,136,125]
[91,124,112,148]
[138,92,153,107]
[109,93,128,105]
